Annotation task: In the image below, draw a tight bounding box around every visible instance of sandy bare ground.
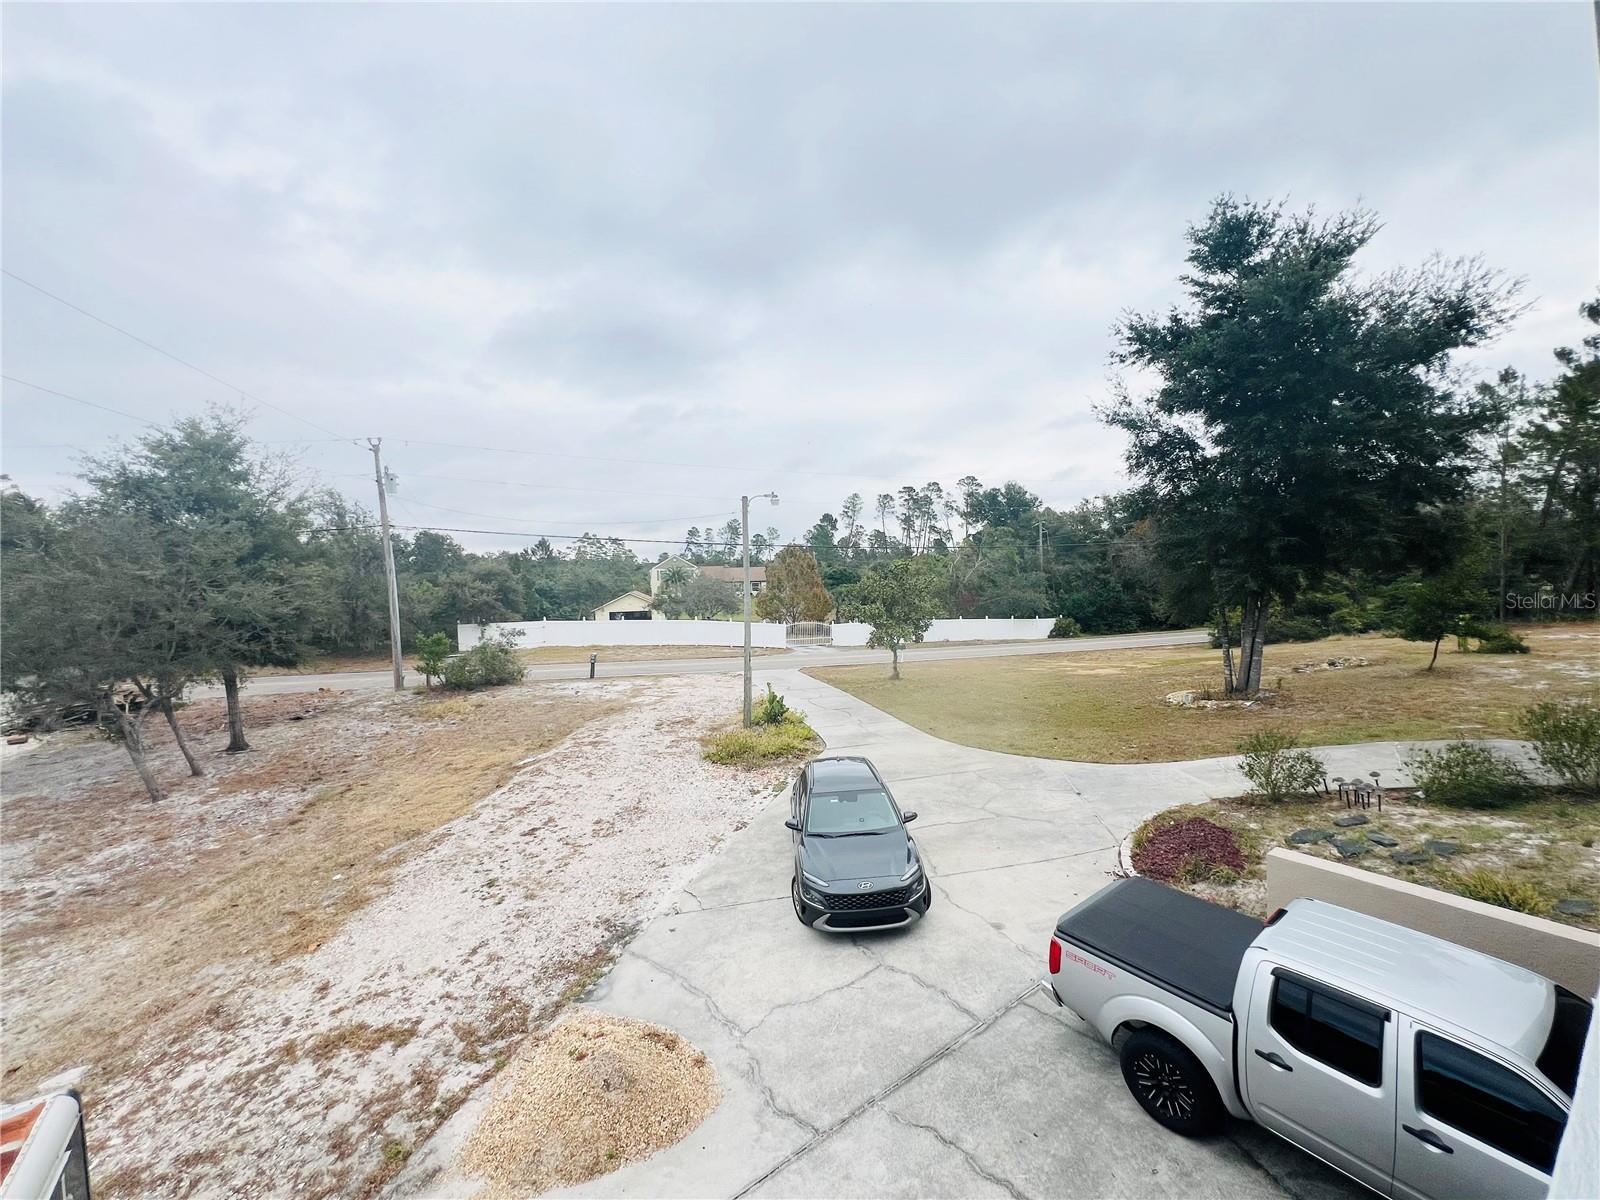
[1,674,786,1199]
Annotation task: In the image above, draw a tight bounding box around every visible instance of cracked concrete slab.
[539,669,1396,1200]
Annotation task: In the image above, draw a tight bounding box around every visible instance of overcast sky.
[3,3,1595,555]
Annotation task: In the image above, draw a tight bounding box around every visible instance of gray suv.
[785,756,931,932]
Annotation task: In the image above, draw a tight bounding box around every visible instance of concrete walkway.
[541,672,1455,1200]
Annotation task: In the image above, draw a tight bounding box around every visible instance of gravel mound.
[460,1011,719,1195]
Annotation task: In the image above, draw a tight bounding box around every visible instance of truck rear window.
[1535,984,1593,1096]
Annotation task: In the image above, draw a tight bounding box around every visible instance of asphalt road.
[197,629,1208,697]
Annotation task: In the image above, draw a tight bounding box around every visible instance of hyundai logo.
[858,882,873,891]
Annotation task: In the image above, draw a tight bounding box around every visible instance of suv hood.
[801,830,913,883]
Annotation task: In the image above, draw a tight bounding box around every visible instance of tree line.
[4,195,1594,793]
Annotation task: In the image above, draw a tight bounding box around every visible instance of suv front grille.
[824,885,913,911]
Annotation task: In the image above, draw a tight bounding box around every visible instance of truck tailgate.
[1055,876,1262,1016]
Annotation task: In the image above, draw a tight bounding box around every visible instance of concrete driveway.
[553,671,1379,1200]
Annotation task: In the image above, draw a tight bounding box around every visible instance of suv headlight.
[900,860,922,882]
[802,869,830,888]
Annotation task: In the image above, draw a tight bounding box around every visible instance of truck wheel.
[1120,1029,1224,1136]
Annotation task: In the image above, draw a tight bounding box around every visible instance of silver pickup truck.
[1045,877,1591,1200]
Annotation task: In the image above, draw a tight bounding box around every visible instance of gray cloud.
[2,2,1594,552]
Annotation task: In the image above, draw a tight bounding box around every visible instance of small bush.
[441,630,525,690]
[1472,625,1530,655]
[752,685,791,726]
[1441,868,1552,917]
[1132,817,1246,882]
[1207,865,1242,887]
[1408,741,1532,809]
[702,713,820,767]
[1049,616,1082,639]
[1238,729,1324,802]
[415,633,453,686]
[1520,696,1600,795]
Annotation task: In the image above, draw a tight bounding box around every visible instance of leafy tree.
[77,411,310,752]
[755,546,833,624]
[856,558,943,679]
[415,632,453,687]
[1105,197,1518,693]
[1390,566,1490,669]
[656,573,740,619]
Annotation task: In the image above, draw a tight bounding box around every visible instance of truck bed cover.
[1054,876,1263,1016]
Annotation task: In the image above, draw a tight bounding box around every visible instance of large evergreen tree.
[1105,197,1518,692]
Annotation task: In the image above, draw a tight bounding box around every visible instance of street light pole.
[742,491,778,727]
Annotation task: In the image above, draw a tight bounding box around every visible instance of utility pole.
[369,438,405,691]
[1037,522,1046,573]
[742,490,779,727]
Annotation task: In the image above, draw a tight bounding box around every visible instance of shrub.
[701,713,820,767]
[752,685,791,727]
[1132,817,1246,882]
[1441,868,1552,917]
[1408,741,1532,809]
[1472,624,1530,655]
[415,633,453,687]
[1237,729,1324,802]
[1048,616,1082,639]
[1520,696,1600,794]
[441,629,525,690]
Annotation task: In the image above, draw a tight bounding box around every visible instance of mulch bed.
[1133,817,1247,881]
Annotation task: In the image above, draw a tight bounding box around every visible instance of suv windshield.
[805,788,900,835]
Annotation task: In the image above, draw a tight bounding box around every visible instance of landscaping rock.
[1288,656,1371,674]
[1367,832,1400,848]
[1331,838,1370,859]
[1391,850,1431,865]
[1288,828,1334,845]
[1333,814,1369,827]
[1423,839,1460,857]
[1556,899,1597,917]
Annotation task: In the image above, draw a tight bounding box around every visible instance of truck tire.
[1119,1028,1224,1136]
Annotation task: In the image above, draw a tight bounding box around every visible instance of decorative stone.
[1391,850,1431,865]
[1423,839,1460,857]
[1367,832,1400,848]
[1288,828,1334,845]
[1333,814,1369,828]
[1555,899,1597,917]
[1332,838,1370,859]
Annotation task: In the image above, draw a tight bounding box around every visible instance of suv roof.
[807,756,881,790]
[1258,899,1558,1063]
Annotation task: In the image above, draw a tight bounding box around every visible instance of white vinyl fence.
[829,617,1059,647]
[458,619,787,650]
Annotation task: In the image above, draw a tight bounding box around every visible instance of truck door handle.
[1254,1050,1292,1072]
[1403,1125,1453,1154]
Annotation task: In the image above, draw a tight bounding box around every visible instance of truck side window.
[1416,1032,1566,1173]
[1270,975,1384,1085]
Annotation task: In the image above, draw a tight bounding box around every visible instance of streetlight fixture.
[743,491,779,727]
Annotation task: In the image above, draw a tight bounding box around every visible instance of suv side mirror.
[784,818,801,832]
[902,811,918,823]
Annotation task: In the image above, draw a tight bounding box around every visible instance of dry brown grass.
[810,626,1600,763]
[3,684,622,1106]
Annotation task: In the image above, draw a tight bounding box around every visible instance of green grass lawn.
[807,626,1600,763]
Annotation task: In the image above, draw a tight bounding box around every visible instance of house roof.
[592,590,654,611]
[697,565,766,583]
[652,555,695,572]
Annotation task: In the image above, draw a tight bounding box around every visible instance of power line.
[307,522,708,546]
[2,374,160,427]
[327,470,723,502]
[393,494,735,529]
[398,437,866,479]
[2,268,353,441]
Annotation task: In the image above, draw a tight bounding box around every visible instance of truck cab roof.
[1258,898,1558,1063]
